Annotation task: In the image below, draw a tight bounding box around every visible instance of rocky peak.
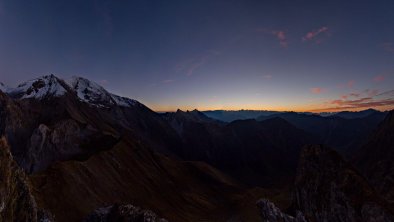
[0,82,8,92]
[66,76,138,108]
[0,137,53,222]
[6,74,69,100]
[293,144,394,222]
[354,109,394,203]
[257,199,306,222]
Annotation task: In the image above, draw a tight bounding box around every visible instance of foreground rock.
[83,204,168,222]
[0,137,52,222]
[293,144,394,222]
[257,199,306,222]
[354,110,394,203]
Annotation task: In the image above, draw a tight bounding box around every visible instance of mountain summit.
[3,74,139,108]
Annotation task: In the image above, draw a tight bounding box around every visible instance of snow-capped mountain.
[6,75,68,99]
[66,76,138,107]
[0,82,9,92]
[3,74,138,108]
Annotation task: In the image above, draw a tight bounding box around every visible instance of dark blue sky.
[1,0,393,111]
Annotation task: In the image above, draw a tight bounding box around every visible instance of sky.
[0,0,394,112]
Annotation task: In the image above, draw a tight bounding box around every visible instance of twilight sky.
[0,0,394,112]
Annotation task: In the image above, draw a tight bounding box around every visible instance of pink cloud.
[373,75,385,82]
[382,42,394,53]
[256,28,288,48]
[310,87,326,94]
[302,26,329,43]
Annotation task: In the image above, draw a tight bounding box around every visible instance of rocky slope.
[83,204,168,222]
[0,137,52,222]
[293,144,394,222]
[257,199,306,222]
[30,137,267,222]
[354,110,394,203]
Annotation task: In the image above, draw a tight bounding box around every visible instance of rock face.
[257,199,306,222]
[354,110,394,203]
[293,144,394,222]
[0,137,52,222]
[83,204,168,222]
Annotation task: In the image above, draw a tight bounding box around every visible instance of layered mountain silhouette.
[0,74,393,222]
[257,111,386,155]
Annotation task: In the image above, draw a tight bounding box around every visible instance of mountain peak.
[7,74,68,99]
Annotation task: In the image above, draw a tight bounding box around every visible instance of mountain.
[292,144,394,222]
[333,108,383,119]
[163,110,315,187]
[202,110,282,122]
[0,75,271,221]
[29,137,267,222]
[0,75,182,173]
[354,110,394,203]
[0,82,9,92]
[257,111,387,155]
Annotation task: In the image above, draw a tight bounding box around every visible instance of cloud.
[302,26,330,43]
[312,88,394,112]
[382,42,394,53]
[99,79,109,85]
[310,87,326,94]
[262,75,272,79]
[373,75,385,82]
[162,79,175,84]
[365,89,379,97]
[175,50,220,76]
[337,80,355,89]
[256,29,288,48]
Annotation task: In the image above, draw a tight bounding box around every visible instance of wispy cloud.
[302,26,330,44]
[382,42,394,53]
[99,79,109,85]
[256,29,288,48]
[337,80,355,89]
[310,87,326,94]
[162,79,175,84]
[312,88,394,112]
[175,50,220,76]
[373,75,385,82]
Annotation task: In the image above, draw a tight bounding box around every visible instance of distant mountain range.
[0,75,393,222]
[202,108,386,122]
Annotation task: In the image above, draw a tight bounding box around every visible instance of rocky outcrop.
[257,199,306,222]
[293,144,394,222]
[0,137,52,222]
[354,110,394,203]
[23,119,118,173]
[83,204,168,222]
